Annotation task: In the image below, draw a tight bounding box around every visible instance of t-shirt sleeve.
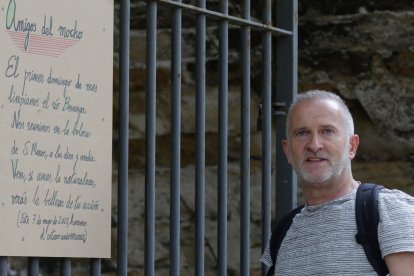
[378,188,414,258]
[260,238,273,267]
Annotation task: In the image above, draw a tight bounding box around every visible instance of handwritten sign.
[0,0,113,257]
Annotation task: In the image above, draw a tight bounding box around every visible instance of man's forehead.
[292,98,341,113]
[288,99,345,128]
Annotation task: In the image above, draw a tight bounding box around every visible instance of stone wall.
[297,1,414,194]
[6,2,413,275]
[108,1,414,275]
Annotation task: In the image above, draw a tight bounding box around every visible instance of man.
[261,90,414,275]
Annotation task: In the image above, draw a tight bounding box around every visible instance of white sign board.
[0,0,113,257]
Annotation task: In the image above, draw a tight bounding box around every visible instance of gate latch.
[257,101,288,132]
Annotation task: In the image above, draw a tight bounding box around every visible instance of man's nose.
[306,134,323,152]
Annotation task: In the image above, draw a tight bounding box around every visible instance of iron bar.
[218,1,229,275]
[170,1,182,275]
[157,0,291,35]
[28,257,39,276]
[275,0,298,223]
[90,259,101,276]
[261,0,273,275]
[195,0,206,275]
[60,259,71,276]
[240,0,251,275]
[0,257,7,276]
[145,1,157,276]
[118,0,130,275]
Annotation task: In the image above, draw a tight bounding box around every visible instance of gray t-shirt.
[261,188,414,275]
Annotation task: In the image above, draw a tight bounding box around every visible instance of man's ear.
[282,139,292,164]
[348,134,359,160]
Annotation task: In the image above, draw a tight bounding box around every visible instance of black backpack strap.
[266,205,304,276]
[355,183,389,276]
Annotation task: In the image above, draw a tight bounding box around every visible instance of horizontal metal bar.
[157,0,292,36]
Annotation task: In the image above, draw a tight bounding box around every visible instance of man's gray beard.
[294,146,351,186]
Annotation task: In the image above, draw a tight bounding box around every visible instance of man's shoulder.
[379,187,414,203]
[377,187,414,223]
[377,187,414,257]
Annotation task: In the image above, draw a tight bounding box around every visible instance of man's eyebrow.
[291,127,308,134]
[291,125,339,133]
[320,124,339,130]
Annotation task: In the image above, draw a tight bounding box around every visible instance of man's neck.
[302,176,359,206]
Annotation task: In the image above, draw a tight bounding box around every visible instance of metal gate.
[0,0,297,275]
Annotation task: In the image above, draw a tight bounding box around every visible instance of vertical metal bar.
[195,0,206,275]
[170,1,182,276]
[60,258,71,276]
[261,0,272,275]
[90,259,101,276]
[275,0,298,223]
[0,257,7,276]
[28,257,39,276]
[240,0,251,275]
[145,1,157,276]
[118,0,130,275]
[218,1,228,275]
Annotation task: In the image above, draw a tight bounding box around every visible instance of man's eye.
[296,131,307,136]
[323,129,334,135]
